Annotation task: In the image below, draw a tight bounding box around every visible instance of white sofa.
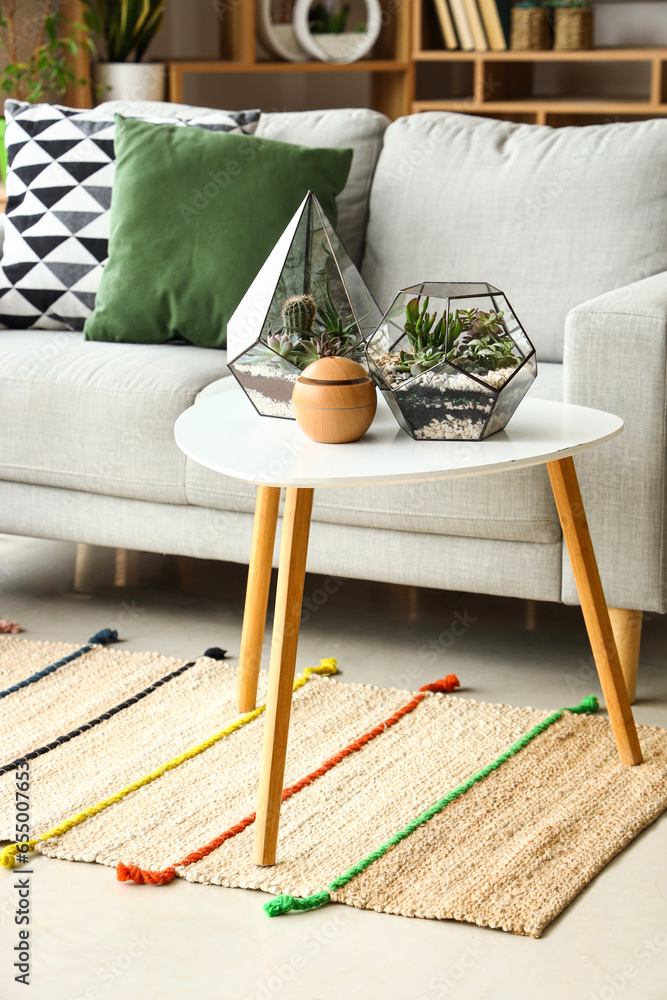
[1,103,666,650]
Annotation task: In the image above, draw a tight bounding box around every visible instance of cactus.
[281,294,316,335]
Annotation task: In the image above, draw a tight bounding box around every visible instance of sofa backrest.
[361,112,667,362]
[256,109,389,267]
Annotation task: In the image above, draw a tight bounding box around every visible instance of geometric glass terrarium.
[366,282,537,440]
[228,191,382,419]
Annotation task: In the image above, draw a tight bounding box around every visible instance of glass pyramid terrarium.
[227,191,382,419]
[366,282,537,441]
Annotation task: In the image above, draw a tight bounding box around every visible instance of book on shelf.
[432,0,459,50]
[448,0,475,51]
[493,0,512,47]
[478,0,507,50]
[462,0,489,50]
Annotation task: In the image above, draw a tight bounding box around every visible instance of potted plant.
[85,0,166,103]
[0,1,94,185]
[510,0,550,51]
[0,1,93,104]
[366,283,537,440]
[551,0,592,51]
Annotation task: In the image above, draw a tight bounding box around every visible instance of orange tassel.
[419,675,460,693]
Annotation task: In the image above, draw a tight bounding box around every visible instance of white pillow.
[0,101,260,331]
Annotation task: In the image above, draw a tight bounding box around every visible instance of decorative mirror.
[257,0,309,62]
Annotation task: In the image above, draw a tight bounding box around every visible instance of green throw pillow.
[84,115,353,349]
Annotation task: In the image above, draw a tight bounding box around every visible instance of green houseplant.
[0,1,93,104]
[366,283,537,441]
[84,0,167,102]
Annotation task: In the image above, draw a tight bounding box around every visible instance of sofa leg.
[114,548,140,589]
[176,555,193,592]
[608,607,643,704]
[524,599,538,631]
[74,543,96,592]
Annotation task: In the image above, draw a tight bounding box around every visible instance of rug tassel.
[568,695,599,715]
[264,891,331,917]
[203,647,227,660]
[302,658,338,678]
[116,862,177,885]
[88,629,119,646]
[0,844,21,869]
[420,675,460,694]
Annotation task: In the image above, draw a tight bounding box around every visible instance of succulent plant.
[393,346,449,376]
[404,297,462,357]
[392,299,520,378]
[471,309,505,337]
[266,331,303,358]
[245,331,304,371]
[281,294,317,336]
[251,283,366,372]
[455,334,520,375]
[298,330,363,369]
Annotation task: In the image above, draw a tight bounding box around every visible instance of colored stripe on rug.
[116,674,461,884]
[0,647,227,778]
[0,629,118,700]
[264,694,600,917]
[0,659,338,870]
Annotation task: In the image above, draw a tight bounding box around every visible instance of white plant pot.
[293,0,382,63]
[93,62,166,104]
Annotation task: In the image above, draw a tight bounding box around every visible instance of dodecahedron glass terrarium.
[366,282,537,441]
[227,191,382,419]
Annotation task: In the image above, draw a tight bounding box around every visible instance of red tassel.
[116,862,176,885]
[419,675,460,694]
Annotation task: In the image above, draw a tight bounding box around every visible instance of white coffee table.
[175,388,642,866]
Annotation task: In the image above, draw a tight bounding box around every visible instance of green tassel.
[264,891,330,917]
[568,695,599,715]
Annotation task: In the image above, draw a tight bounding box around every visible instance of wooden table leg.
[236,486,281,713]
[547,457,642,766]
[253,487,314,865]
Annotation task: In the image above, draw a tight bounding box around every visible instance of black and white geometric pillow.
[0,101,260,331]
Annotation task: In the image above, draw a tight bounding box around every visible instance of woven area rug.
[1,635,667,938]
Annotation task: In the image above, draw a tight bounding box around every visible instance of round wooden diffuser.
[292,357,377,444]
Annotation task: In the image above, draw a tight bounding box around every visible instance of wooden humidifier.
[292,357,377,444]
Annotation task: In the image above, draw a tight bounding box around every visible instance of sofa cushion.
[84,117,353,349]
[185,363,562,544]
[0,100,259,333]
[256,109,389,267]
[362,113,667,362]
[0,331,229,502]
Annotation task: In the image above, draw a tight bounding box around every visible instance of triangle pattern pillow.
[0,101,260,331]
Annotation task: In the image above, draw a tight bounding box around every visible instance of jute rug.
[1,635,667,938]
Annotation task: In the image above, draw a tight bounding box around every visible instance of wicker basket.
[511,7,550,51]
[553,8,593,50]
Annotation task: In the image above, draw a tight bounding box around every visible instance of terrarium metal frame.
[228,191,382,421]
[366,282,537,441]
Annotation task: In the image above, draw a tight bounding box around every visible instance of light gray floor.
[0,533,666,1000]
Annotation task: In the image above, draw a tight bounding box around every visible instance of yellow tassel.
[1,658,338,869]
[0,844,23,869]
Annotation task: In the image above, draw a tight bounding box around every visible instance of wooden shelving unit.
[413,0,667,125]
[168,0,414,121]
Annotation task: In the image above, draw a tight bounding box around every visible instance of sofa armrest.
[562,271,667,612]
